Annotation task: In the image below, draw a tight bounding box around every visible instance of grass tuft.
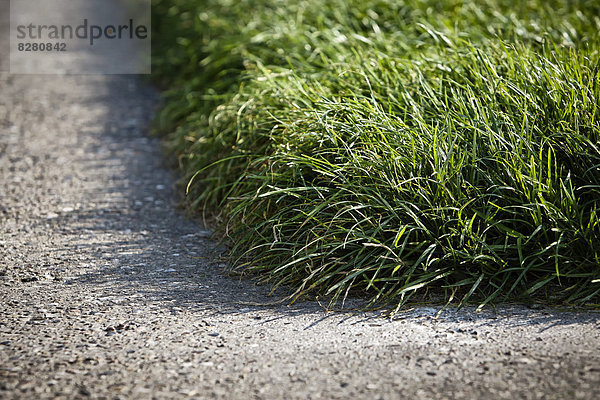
[151,0,600,310]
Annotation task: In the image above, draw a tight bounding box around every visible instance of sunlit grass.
[151,0,600,310]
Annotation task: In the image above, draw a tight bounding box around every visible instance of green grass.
[151,0,600,311]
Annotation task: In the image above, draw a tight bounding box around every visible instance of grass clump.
[151,0,600,310]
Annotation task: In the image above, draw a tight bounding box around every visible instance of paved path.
[1,5,600,400]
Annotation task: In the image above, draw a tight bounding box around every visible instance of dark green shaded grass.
[151,0,600,310]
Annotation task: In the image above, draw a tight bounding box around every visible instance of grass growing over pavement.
[151,0,600,310]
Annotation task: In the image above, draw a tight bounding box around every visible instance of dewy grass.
[151,0,600,310]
